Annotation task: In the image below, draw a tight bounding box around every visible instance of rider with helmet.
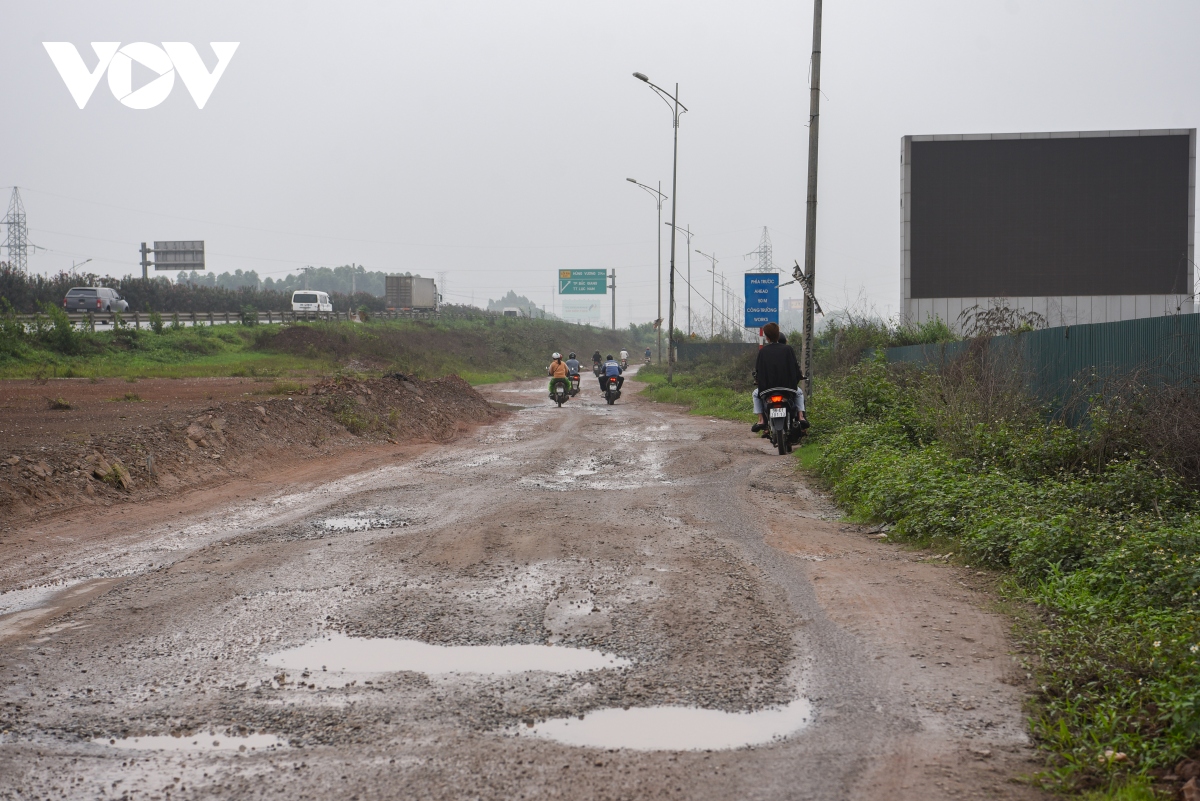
[598,353,624,393]
[565,352,581,377]
[548,352,570,396]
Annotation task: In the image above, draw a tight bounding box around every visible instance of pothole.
[514,698,813,750]
[318,515,406,532]
[94,734,288,753]
[265,633,631,677]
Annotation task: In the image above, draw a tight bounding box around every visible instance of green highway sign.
[558,269,607,295]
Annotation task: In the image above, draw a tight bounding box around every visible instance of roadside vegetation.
[635,314,1200,793]
[806,330,1200,793]
[635,351,758,422]
[0,302,651,384]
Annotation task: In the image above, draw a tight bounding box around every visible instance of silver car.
[62,286,130,313]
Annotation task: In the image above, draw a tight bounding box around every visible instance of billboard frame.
[901,128,1196,328]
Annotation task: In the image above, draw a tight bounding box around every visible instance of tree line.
[0,263,390,314]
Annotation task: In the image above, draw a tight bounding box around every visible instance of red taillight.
[769,395,784,403]
[96,298,102,309]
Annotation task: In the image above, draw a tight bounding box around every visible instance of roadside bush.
[0,298,26,357]
[807,341,1200,785]
[38,302,81,355]
[149,309,164,335]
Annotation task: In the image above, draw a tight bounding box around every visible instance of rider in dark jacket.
[752,323,804,433]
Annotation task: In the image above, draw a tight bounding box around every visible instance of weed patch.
[807,351,1200,788]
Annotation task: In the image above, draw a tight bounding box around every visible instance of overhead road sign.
[558,269,607,295]
[744,272,779,327]
[153,240,205,270]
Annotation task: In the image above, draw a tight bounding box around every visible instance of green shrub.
[807,348,1200,784]
[149,309,164,335]
[38,302,81,355]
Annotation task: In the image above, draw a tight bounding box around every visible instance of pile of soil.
[0,373,501,528]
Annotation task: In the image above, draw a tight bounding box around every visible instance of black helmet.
[568,352,576,359]
[607,354,614,360]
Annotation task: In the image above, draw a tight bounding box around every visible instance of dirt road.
[0,372,1046,800]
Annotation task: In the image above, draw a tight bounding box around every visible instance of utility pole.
[801,0,823,400]
[686,224,692,336]
[657,182,662,362]
[351,264,356,296]
[609,269,617,330]
[140,242,151,279]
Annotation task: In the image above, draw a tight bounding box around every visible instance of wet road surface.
[0,373,1046,800]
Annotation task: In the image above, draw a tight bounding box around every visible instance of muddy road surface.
[0,372,1046,800]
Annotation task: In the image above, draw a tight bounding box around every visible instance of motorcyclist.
[599,353,624,393]
[548,352,570,396]
[592,350,603,375]
[565,352,581,376]
[619,349,629,368]
[750,323,806,434]
[644,347,652,363]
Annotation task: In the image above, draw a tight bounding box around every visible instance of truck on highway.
[386,275,438,311]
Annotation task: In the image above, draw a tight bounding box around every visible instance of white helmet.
[552,352,561,359]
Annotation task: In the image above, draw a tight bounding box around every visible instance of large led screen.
[909,134,1191,298]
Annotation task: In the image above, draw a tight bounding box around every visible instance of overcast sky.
[2,0,1198,326]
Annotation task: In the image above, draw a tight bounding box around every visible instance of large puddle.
[265,633,631,677]
[320,515,406,532]
[94,734,287,753]
[516,698,813,751]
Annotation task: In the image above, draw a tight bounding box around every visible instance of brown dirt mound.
[0,374,502,530]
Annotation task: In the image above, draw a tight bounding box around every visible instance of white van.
[291,290,333,313]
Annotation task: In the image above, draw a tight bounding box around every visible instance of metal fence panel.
[886,315,1200,400]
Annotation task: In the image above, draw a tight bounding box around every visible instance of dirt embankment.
[0,373,501,529]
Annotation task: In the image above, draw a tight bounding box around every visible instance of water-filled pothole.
[319,515,406,532]
[515,698,812,750]
[265,633,631,677]
[94,734,287,752]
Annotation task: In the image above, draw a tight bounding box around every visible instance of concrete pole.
[610,269,617,330]
[802,0,823,399]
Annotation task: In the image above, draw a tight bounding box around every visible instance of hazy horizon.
[3,0,1198,325]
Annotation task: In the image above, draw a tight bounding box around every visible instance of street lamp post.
[626,178,667,364]
[633,71,687,382]
[695,249,719,338]
[665,223,694,338]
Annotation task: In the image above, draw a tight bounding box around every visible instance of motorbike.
[762,387,806,455]
[620,358,629,370]
[569,373,580,397]
[549,378,571,407]
[592,362,603,377]
[644,355,651,365]
[604,375,622,405]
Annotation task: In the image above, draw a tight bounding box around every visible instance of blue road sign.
[744,273,779,328]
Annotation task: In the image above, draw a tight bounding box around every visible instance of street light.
[632,71,687,382]
[665,223,694,337]
[695,249,718,338]
[626,178,667,364]
[710,271,729,338]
